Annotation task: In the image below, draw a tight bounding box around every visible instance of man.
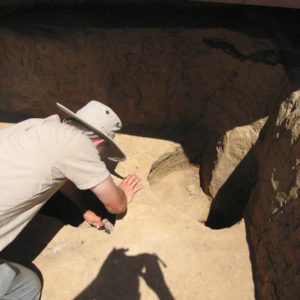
[0,100,143,299]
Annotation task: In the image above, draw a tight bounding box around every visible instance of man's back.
[0,115,109,251]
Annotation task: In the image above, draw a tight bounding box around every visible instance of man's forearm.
[90,174,142,214]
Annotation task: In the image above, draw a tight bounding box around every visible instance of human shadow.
[0,155,122,265]
[74,248,175,300]
[0,190,115,269]
[0,190,116,289]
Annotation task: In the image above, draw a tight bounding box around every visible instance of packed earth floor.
[2,129,254,300]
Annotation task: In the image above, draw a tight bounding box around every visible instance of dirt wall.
[0,5,293,133]
[245,91,300,300]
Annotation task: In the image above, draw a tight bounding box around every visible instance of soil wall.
[245,91,300,300]
[0,5,295,131]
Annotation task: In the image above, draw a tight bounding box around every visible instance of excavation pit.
[148,147,210,224]
[1,133,255,299]
[1,2,300,299]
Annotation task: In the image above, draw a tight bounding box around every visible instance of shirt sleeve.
[53,130,110,190]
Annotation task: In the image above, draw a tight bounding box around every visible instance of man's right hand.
[83,209,104,229]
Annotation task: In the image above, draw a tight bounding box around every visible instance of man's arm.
[91,173,143,214]
[60,173,142,228]
[60,180,105,228]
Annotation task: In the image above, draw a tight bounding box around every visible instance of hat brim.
[56,102,126,162]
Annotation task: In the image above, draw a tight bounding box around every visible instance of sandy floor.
[1,129,254,299]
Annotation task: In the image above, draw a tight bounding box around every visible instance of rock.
[201,118,266,228]
[245,90,300,300]
[202,118,266,198]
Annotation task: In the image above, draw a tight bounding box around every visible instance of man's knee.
[17,264,42,298]
[0,260,41,300]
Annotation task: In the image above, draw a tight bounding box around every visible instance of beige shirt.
[0,115,110,251]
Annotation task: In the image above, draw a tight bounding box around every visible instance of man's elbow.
[92,180,128,214]
[107,201,127,214]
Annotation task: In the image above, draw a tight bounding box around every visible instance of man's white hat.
[56,100,126,162]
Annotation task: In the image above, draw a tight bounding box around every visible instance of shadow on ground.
[74,248,175,300]
[1,192,174,299]
[0,189,115,283]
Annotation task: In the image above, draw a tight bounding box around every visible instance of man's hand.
[83,210,104,229]
[91,173,143,214]
[118,173,143,204]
